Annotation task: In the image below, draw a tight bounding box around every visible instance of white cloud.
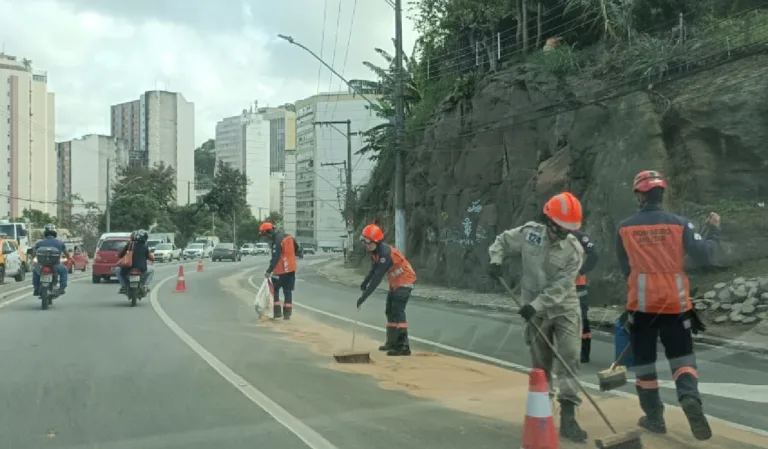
[0,0,418,146]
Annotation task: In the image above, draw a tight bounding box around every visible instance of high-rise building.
[294,90,385,249]
[56,135,129,221]
[258,105,296,173]
[0,53,56,218]
[214,108,271,219]
[109,90,195,205]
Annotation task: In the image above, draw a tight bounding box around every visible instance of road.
[0,258,514,449]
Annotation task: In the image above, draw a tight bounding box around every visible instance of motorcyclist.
[31,223,69,296]
[117,229,155,294]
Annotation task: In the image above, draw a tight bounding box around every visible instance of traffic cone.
[197,258,204,272]
[174,265,187,293]
[522,368,559,449]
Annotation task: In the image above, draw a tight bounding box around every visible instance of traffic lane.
[154,267,517,449]
[0,264,307,449]
[291,268,768,434]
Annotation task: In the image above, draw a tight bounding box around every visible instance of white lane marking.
[246,274,768,438]
[151,274,340,449]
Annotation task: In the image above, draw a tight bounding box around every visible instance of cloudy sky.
[0,0,418,146]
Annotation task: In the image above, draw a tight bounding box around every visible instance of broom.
[497,278,642,449]
[597,341,631,392]
[333,309,371,364]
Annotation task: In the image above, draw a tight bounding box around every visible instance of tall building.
[0,53,56,218]
[258,105,296,173]
[283,146,297,236]
[269,172,284,214]
[294,90,385,249]
[214,108,271,219]
[110,90,195,205]
[56,135,129,221]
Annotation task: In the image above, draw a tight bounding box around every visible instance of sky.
[0,0,419,146]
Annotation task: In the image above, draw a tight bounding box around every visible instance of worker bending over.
[616,170,719,441]
[357,224,416,356]
[572,229,598,363]
[261,222,299,320]
[488,192,588,443]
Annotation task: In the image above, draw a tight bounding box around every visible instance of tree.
[13,208,58,228]
[112,163,177,210]
[69,202,103,254]
[106,163,177,233]
[194,139,216,189]
[201,161,250,219]
[107,194,163,231]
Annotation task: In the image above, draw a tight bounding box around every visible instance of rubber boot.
[680,396,712,440]
[559,402,587,443]
[379,328,396,351]
[273,302,283,319]
[580,337,591,363]
[637,388,667,434]
[387,328,411,356]
[283,305,292,320]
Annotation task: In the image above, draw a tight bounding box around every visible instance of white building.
[215,108,271,220]
[269,172,284,214]
[56,135,129,218]
[110,90,195,205]
[294,91,385,249]
[0,53,56,218]
[283,147,297,236]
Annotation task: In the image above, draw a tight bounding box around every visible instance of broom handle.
[611,342,632,370]
[351,310,359,350]
[498,278,618,435]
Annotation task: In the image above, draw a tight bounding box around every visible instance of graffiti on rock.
[427,200,488,247]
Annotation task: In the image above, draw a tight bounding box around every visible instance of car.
[240,243,255,255]
[254,242,270,255]
[64,246,89,273]
[182,243,206,260]
[212,243,241,262]
[92,237,130,283]
[153,243,181,262]
[0,236,27,283]
[301,245,316,256]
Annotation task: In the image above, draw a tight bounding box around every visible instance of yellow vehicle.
[0,234,27,284]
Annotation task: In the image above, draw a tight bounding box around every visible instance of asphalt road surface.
[0,257,515,448]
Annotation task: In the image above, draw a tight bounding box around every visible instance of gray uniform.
[488,221,585,405]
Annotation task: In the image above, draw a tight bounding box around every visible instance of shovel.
[333,309,371,364]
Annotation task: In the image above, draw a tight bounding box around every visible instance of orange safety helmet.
[361,224,384,243]
[542,192,583,231]
[633,170,667,192]
[259,222,275,234]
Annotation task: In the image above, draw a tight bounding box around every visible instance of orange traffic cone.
[197,258,203,272]
[174,265,187,293]
[522,368,558,449]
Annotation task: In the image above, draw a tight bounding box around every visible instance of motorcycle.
[35,247,66,310]
[125,268,148,307]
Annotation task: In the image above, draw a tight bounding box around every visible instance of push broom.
[333,309,371,364]
[497,278,642,449]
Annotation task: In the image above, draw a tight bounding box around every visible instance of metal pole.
[345,120,353,221]
[394,0,407,255]
[233,211,236,246]
[187,181,191,205]
[105,159,111,232]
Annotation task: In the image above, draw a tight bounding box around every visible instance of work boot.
[580,338,591,363]
[680,396,712,440]
[379,328,396,351]
[559,402,588,443]
[273,302,283,319]
[638,413,667,434]
[283,306,292,320]
[387,328,411,356]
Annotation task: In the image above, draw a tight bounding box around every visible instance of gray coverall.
[489,221,586,405]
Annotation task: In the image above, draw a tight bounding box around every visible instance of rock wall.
[392,55,768,305]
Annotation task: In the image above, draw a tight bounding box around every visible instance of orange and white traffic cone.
[174,265,187,293]
[522,368,559,449]
[197,258,203,272]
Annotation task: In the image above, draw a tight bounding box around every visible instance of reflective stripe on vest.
[575,274,586,286]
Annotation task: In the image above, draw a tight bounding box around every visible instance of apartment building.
[214,108,271,220]
[56,134,129,221]
[294,90,385,249]
[110,90,195,205]
[0,53,56,218]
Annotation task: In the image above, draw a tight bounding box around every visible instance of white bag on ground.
[253,278,274,319]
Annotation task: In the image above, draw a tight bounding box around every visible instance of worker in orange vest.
[260,222,300,320]
[357,224,417,356]
[617,170,719,441]
[571,230,598,363]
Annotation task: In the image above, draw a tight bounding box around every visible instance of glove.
[356,296,366,308]
[264,270,272,278]
[360,281,368,291]
[688,309,707,335]
[518,304,536,322]
[488,263,502,279]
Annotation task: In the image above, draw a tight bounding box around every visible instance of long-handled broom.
[333,309,371,364]
[497,278,642,449]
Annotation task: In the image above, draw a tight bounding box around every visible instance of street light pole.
[394,0,407,255]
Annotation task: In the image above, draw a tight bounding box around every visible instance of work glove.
[360,281,368,291]
[356,296,366,309]
[688,309,707,335]
[264,270,272,278]
[487,263,502,279]
[518,304,536,322]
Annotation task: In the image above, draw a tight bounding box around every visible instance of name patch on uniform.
[630,228,671,245]
[525,230,543,246]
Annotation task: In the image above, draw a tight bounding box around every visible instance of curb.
[316,264,768,356]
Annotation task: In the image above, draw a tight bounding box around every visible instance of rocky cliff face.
[388,55,768,305]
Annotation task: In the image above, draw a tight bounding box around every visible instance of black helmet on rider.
[136,229,149,243]
[43,223,57,238]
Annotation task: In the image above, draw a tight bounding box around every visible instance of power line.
[328,0,358,122]
[315,0,330,94]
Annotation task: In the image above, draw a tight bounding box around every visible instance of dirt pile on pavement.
[263,313,768,449]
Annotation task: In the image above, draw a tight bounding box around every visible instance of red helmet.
[259,222,274,234]
[361,224,384,243]
[542,192,583,231]
[633,170,667,192]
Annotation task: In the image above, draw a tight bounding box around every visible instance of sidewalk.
[315,257,768,355]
